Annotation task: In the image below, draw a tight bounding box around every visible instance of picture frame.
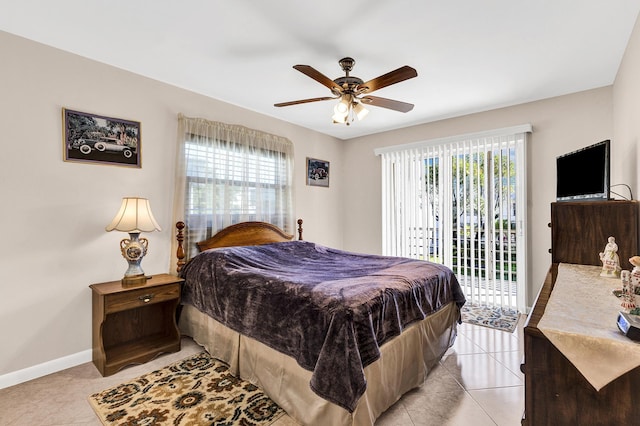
[306,157,330,187]
[62,108,141,167]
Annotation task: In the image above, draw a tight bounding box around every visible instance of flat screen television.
[556,140,610,201]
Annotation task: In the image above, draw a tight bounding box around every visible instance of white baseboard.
[0,349,92,390]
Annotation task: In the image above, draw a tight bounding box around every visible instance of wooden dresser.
[522,200,640,425]
[550,200,639,267]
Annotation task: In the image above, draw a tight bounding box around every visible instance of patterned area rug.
[88,352,285,426]
[461,303,520,333]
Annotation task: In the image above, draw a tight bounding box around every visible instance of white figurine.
[599,236,621,278]
[629,256,640,291]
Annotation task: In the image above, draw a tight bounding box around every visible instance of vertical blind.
[375,125,530,311]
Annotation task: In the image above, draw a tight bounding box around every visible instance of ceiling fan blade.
[274,96,336,107]
[358,66,418,93]
[293,65,343,93]
[360,96,414,113]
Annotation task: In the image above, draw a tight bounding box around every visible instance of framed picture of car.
[62,108,141,167]
[306,157,330,187]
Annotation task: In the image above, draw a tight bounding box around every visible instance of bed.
[175,219,465,425]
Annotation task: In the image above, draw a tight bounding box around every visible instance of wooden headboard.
[176,219,303,272]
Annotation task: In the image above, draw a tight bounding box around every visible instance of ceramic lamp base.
[119,232,149,287]
[122,274,147,287]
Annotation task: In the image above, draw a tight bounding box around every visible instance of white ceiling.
[2,1,639,140]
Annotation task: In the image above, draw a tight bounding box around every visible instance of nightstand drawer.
[104,283,180,314]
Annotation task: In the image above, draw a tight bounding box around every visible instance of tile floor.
[0,317,525,425]
[375,317,525,426]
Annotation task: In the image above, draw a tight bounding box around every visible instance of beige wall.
[0,30,343,378]
[2,11,640,383]
[614,12,640,199]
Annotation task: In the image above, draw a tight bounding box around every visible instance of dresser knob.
[139,294,154,303]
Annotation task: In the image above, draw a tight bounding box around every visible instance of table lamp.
[106,197,161,287]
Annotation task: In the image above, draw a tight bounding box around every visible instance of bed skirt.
[178,301,459,426]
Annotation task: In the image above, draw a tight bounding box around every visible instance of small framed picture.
[306,157,330,187]
[62,108,141,167]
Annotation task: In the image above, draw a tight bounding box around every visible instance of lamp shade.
[105,197,161,233]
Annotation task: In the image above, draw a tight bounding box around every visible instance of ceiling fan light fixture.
[332,96,368,125]
[333,106,349,119]
[332,95,351,123]
[332,111,348,123]
[331,112,348,123]
[335,96,350,113]
[353,102,369,121]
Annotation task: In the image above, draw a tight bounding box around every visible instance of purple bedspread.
[179,240,465,412]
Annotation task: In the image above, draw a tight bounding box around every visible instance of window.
[173,115,294,263]
[184,140,290,222]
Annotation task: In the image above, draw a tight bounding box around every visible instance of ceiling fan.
[274,57,418,125]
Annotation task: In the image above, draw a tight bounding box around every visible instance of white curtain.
[375,125,530,311]
[172,114,294,269]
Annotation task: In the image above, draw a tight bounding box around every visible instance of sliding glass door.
[377,126,529,312]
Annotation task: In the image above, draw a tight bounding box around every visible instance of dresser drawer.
[104,283,180,314]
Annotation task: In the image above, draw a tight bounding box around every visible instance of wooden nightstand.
[90,274,184,376]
